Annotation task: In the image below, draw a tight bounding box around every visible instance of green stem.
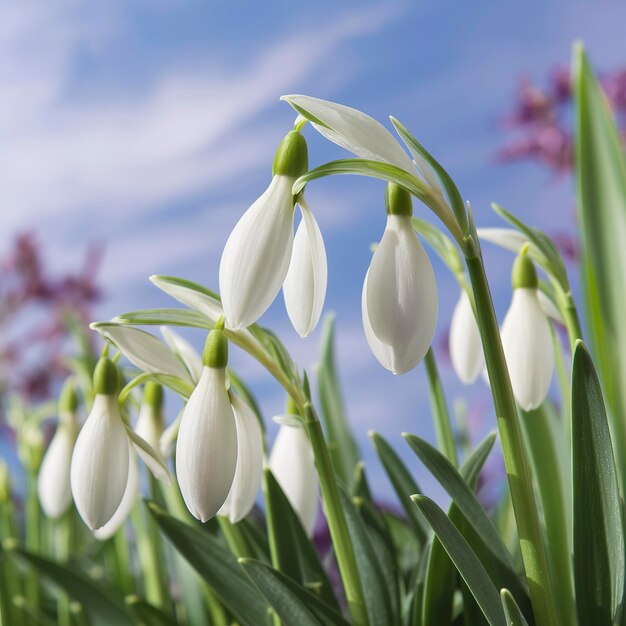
[423,348,458,466]
[304,404,369,626]
[24,468,40,621]
[466,253,560,626]
[217,517,252,558]
[53,512,73,626]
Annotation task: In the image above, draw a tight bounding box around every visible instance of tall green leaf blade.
[125,596,179,626]
[500,589,530,626]
[571,340,624,625]
[240,558,350,626]
[148,503,270,626]
[573,43,626,487]
[369,431,428,543]
[411,496,506,626]
[6,544,132,626]
[263,470,339,611]
[316,315,361,488]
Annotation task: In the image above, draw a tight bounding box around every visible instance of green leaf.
[125,596,179,626]
[111,308,214,329]
[293,159,435,214]
[571,340,624,625]
[148,503,270,626]
[403,433,513,570]
[339,488,395,625]
[421,433,497,626]
[368,431,428,544]
[573,42,626,490]
[411,496,506,626]
[240,558,350,626]
[6,544,132,626]
[500,589,530,626]
[316,315,361,488]
[390,116,468,233]
[263,470,339,611]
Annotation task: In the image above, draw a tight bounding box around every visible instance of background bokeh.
[2,1,625,501]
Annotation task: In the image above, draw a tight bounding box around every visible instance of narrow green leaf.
[5,544,132,626]
[316,315,361,487]
[572,340,624,625]
[500,589,530,626]
[125,596,178,626]
[369,431,428,544]
[411,496,506,626]
[339,488,395,625]
[390,115,468,232]
[263,470,339,611]
[148,503,270,626]
[573,42,626,492]
[240,558,350,626]
[111,309,214,329]
[403,433,513,569]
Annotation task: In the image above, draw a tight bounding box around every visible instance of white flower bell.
[38,379,80,519]
[501,248,555,411]
[176,322,238,522]
[283,195,327,337]
[218,393,264,524]
[71,357,170,531]
[362,183,438,374]
[449,291,484,384]
[268,408,319,536]
[219,131,308,329]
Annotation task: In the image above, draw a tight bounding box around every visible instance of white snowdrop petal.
[135,404,161,452]
[161,327,203,383]
[283,200,327,337]
[38,419,76,519]
[501,288,555,411]
[362,272,430,374]
[70,395,130,530]
[218,394,264,523]
[91,324,191,382]
[149,275,224,322]
[268,423,319,536]
[159,410,181,459]
[476,228,531,254]
[281,95,415,174]
[449,292,484,384]
[219,175,295,329]
[93,448,139,541]
[126,425,171,485]
[176,367,238,522]
[537,291,564,324]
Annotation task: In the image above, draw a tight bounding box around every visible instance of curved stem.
[466,253,560,626]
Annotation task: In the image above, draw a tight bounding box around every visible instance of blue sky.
[2,0,626,500]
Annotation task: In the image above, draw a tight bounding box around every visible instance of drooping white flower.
[176,325,238,522]
[449,291,484,384]
[161,327,203,384]
[476,227,530,254]
[362,184,438,374]
[71,358,170,531]
[281,95,415,174]
[218,394,264,523]
[501,250,555,411]
[38,380,80,519]
[268,418,318,536]
[283,197,327,337]
[219,131,308,329]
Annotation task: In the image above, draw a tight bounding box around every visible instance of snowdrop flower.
[135,382,166,450]
[219,130,308,329]
[176,321,238,522]
[283,195,327,337]
[218,393,264,523]
[449,291,484,384]
[501,247,555,411]
[71,357,170,531]
[38,379,80,519]
[362,183,438,374]
[268,407,318,536]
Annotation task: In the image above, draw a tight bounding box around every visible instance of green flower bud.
[511,245,538,289]
[202,318,228,368]
[93,357,119,395]
[59,377,79,414]
[272,130,308,179]
[385,183,412,217]
[143,381,164,413]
